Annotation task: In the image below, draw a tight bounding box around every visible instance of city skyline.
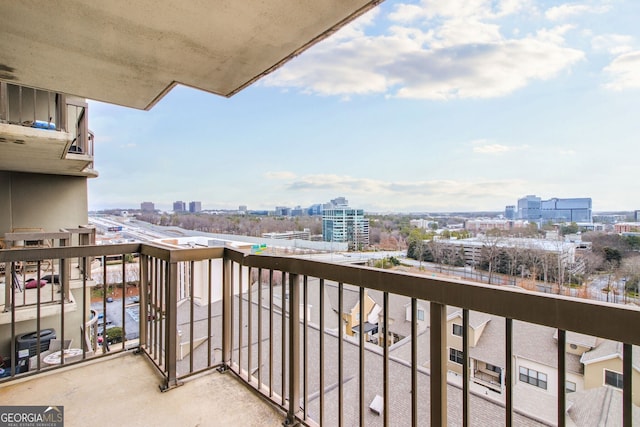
[88,0,640,213]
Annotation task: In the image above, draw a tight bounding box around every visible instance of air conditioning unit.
[15,329,56,373]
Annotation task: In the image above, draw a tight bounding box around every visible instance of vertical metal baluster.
[139,254,147,352]
[121,255,126,351]
[60,246,67,364]
[319,279,325,427]
[159,260,165,369]
[430,301,447,427]
[623,343,632,427]
[207,259,213,367]
[282,272,287,406]
[248,266,253,382]
[557,329,566,427]
[258,267,263,388]
[383,292,389,427]
[286,273,300,425]
[338,282,344,427]
[102,256,107,354]
[239,264,244,377]
[230,261,235,369]
[359,287,365,427]
[411,298,417,427]
[10,263,17,376]
[269,269,274,398]
[149,258,155,356]
[82,257,88,359]
[303,275,308,420]
[463,309,470,427]
[506,318,513,427]
[190,261,195,374]
[35,261,42,370]
[163,260,179,390]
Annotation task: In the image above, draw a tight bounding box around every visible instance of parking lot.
[91,296,141,341]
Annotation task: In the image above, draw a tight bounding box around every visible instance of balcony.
[0,83,96,178]
[1,242,639,426]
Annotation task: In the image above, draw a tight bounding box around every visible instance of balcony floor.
[0,352,284,427]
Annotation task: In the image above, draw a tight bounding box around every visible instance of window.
[449,348,464,365]
[519,366,547,390]
[417,309,425,321]
[452,324,463,336]
[605,370,623,389]
[486,364,501,374]
[566,381,576,393]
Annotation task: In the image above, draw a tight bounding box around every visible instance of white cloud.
[389,0,531,22]
[281,173,528,211]
[592,34,634,55]
[264,2,584,100]
[604,51,640,90]
[545,3,610,21]
[265,171,297,180]
[474,144,511,153]
[471,140,529,154]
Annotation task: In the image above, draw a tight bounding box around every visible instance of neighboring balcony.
[0,83,96,177]
[1,241,639,426]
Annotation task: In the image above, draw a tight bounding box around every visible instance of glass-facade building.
[516,195,592,223]
[322,207,369,250]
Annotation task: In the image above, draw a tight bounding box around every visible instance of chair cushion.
[25,279,47,289]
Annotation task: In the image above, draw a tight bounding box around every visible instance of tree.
[106,326,124,344]
[560,222,579,236]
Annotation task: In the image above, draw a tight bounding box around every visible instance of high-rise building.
[274,206,291,216]
[173,201,186,212]
[516,195,592,223]
[189,201,202,213]
[505,205,516,220]
[140,202,155,212]
[517,195,541,221]
[540,197,592,222]
[307,204,323,216]
[322,205,369,250]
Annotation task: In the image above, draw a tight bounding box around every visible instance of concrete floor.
[0,352,284,427]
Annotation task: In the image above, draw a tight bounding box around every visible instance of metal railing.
[1,243,639,426]
[0,83,93,159]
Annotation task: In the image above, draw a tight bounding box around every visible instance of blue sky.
[88,0,640,213]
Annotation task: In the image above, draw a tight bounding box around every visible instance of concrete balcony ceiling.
[0,1,381,110]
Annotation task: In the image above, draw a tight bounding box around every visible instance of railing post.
[221,257,232,369]
[161,260,181,391]
[285,273,301,425]
[138,254,148,349]
[430,301,447,427]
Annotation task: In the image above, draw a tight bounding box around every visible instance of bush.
[105,326,124,344]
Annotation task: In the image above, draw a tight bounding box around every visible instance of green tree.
[105,326,124,344]
[559,222,579,236]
